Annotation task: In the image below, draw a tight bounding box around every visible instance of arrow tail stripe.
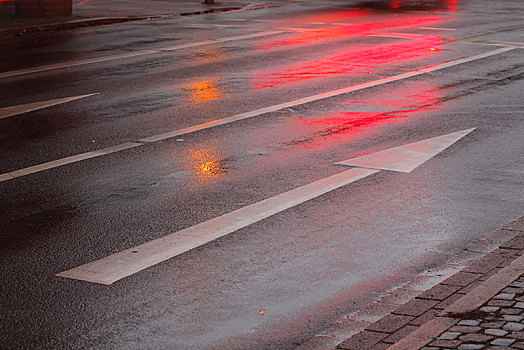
[56,168,378,285]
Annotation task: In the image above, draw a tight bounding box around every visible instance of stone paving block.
[481,306,501,313]
[459,280,483,294]
[441,272,482,287]
[503,315,524,322]
[503,322,524,331]
[491,338,516,346]
[459,333,494,342]
[382,324,418,343]
[485,328,508,336]
[500,308,522,315]
[513,340,524,348]
[500,236,524,250]
[515,302,524,308]
[459,320,481,326]
[336,330,388,350]
[428,339,462,348]
[417,284,461,301]
[481,321,506,328]
[502,286,524,294]
[504,217,524,232]
[439,331,461,340]
[463,257,509,274]
[512,332,524,339]
[495,293,516,300]
[510,282,524,288]
[458,344,485,349]
[365,314,414,333]
[435,293,464,310]
[409,308,440,326]
[487,346,515,350]
[449,325,481,333]
[370,342,390,350]
[392,298,438,317]
[488,299,515,307]
[477,267,503,281]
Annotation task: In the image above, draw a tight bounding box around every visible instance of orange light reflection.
[186,79,224,103]
[184,146,229,182]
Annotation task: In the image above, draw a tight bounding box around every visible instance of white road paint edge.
[419,27,457,31]
[0,93,99,120]
[0,31,283,79]
[0,47,513,182]
[57,168,379,285]
[335,128,476,173]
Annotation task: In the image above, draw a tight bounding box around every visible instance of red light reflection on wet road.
[264,81,445,157]
[257,16,447,51]
[253,34,445,89]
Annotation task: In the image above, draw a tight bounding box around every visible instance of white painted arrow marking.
[57,128,475,285]
[335,128,476,173]
[0,94,98,120]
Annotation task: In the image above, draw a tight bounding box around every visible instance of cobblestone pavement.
[426,275,524,349]
[336,216,524,350]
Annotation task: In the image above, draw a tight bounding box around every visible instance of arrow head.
[335,128,476,173]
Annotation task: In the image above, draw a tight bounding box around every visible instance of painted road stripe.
[459,39,524,48]
[57,168,379,284]
[0,31,282,79]
[0,47,513,182]
[335,128,476,172]
[419,27,456,31]
[57,129,474,285]
[0,94,98,120]
[0,142,142,182]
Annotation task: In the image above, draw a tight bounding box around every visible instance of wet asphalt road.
[1,0,523,348]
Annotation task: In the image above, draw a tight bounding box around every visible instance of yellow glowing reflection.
[186,79,223,103]
[185,146,229,181]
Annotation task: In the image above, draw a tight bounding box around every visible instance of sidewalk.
[0,0,273,36]
[335,216,524,350]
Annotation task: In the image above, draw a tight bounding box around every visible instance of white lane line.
[0,47,513,182]
[335,128,476,172]
[0,31,282,79]
[57,128,475,285]
[0,142,142,183]
[158,31,283,51]
[0,51,160,80]
[57,168,379,285]
[0,94,98,120]
[459,40,524,48]
[419,27,456,31]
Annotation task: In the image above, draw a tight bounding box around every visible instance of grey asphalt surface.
[1,0,523,348]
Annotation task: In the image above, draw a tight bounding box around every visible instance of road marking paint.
[57,168,379,284]
[57,129,475,284]
[0,142,142,182]
[0,51,160,79]
[0,94,98,120]
[158,31,283,51]
[335,128,476,172]
[0,47,512,182]
[0,31,282,79]
[419,27,456,31]
[459,39,524,48]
